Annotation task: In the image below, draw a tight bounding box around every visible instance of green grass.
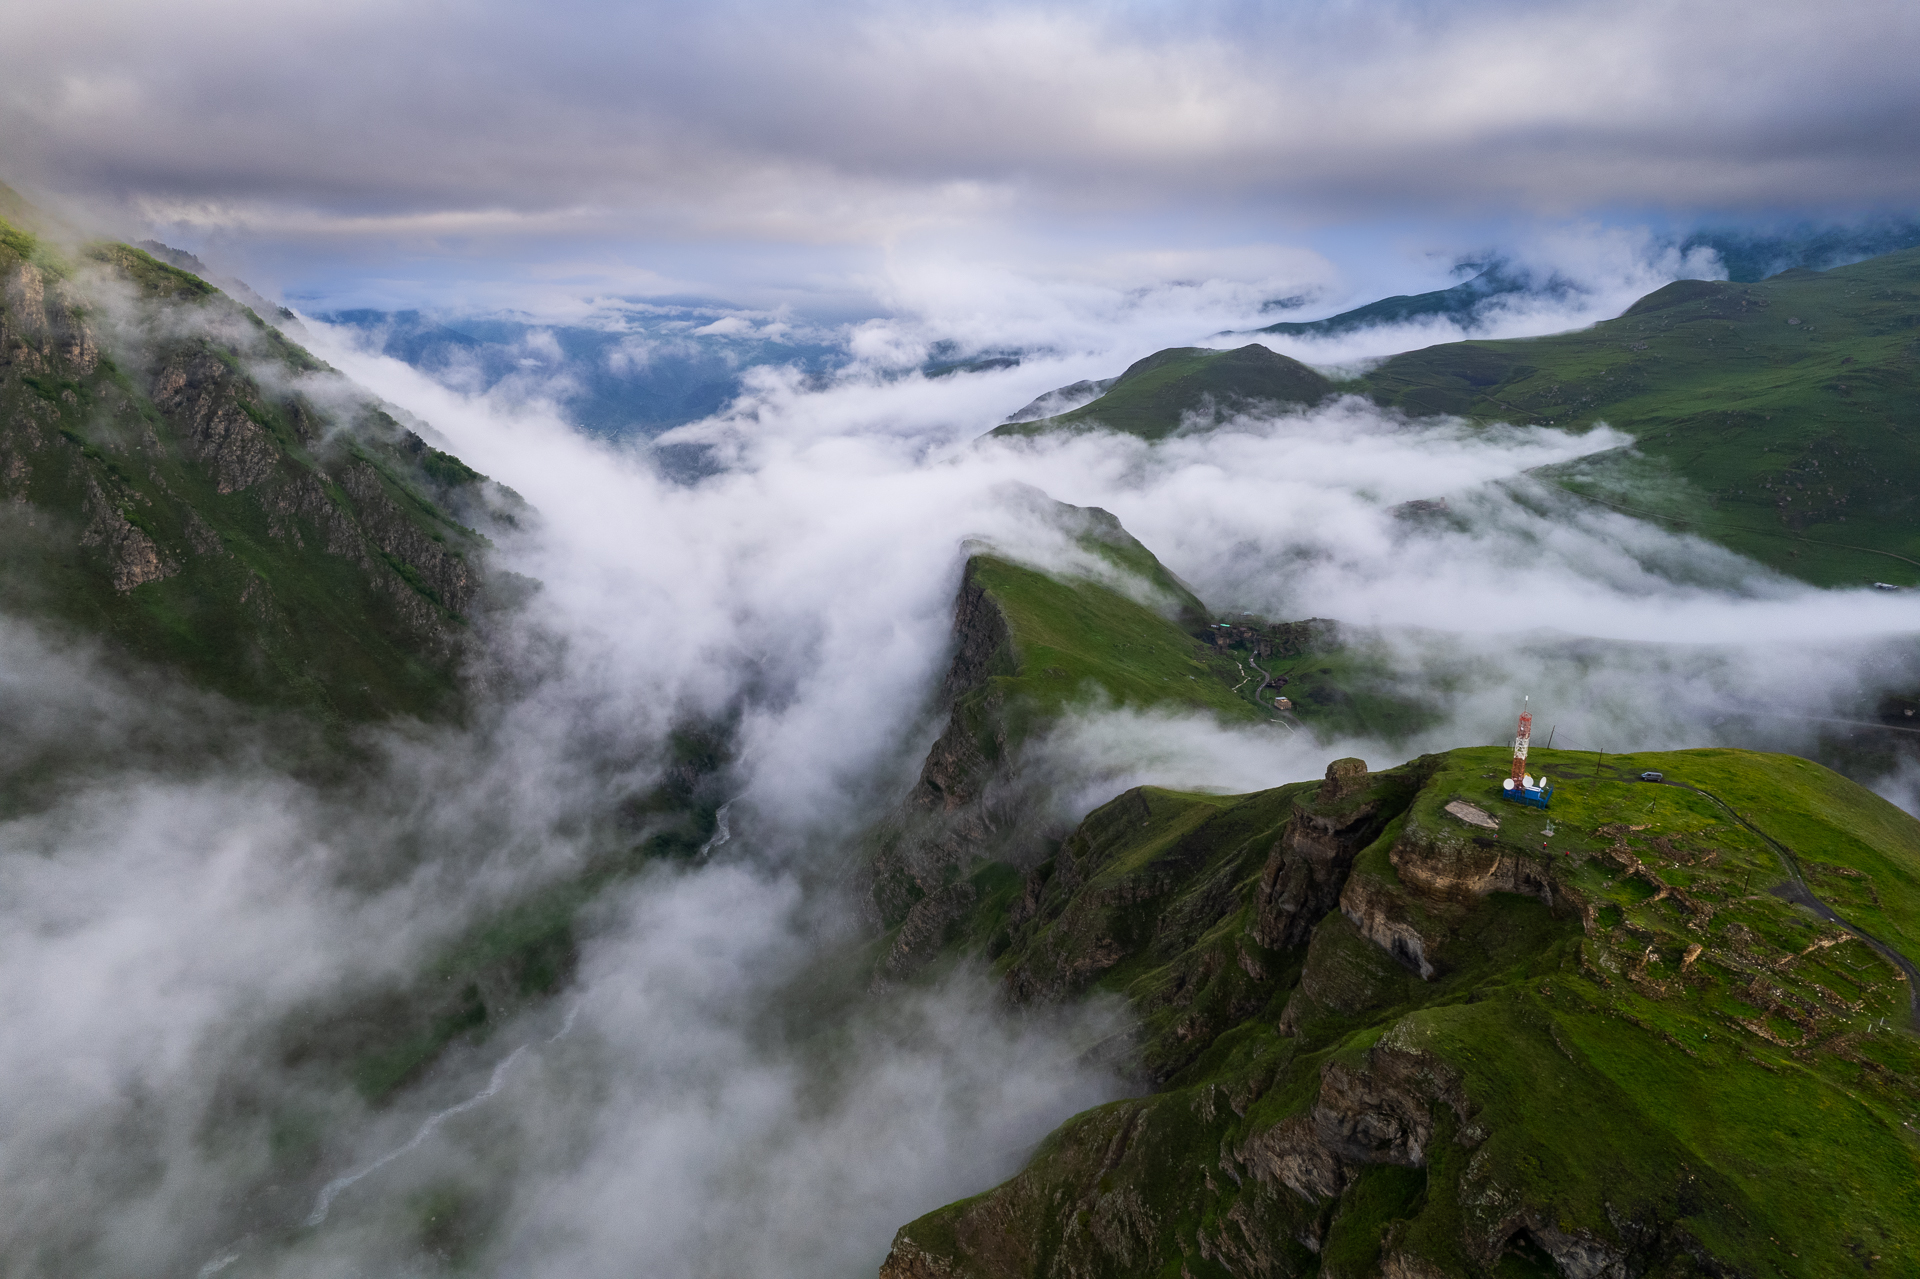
[83,240,217,300]
[992,344,1334,442]
[968,554,1260,731]
[890,744,1920,1277]
[1356,249,1920,587]
[962,551,1434,751]
[0,210,493,723]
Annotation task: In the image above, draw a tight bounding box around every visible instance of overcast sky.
[5,0,1918,313]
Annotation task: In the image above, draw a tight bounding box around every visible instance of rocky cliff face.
[0,224,508,720]
[868,558,1023,960]
[994,760,1413,1086]
[1253,757,1401,954]
[878,745,1920,1277]
[865,512,1272,984]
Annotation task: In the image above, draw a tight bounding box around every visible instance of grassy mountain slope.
[867,509,1260,955]
[1250,264,1530,340]
[0,197,508,722]
[997,248,1920,587]
[1358,248,1920,587]
[992,345,1334,442]
[1238,222,1920,344]
[0,194,754,1247]
[964,553,1247,728]
[869,504,1431,982]
[880,746,1920,1278]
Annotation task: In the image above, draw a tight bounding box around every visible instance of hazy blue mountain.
[320,308,849,438]
[1235,217,1920,342]
[1248,261,1545,339]
[1683,217,1920,282]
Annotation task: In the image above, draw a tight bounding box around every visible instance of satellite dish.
[1502,778,1514,790]
[1523,773,1534,789]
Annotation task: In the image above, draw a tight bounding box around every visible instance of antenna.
[1510,696,1532,784]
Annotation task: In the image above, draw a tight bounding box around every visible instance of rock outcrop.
[867,559,1021,938]
[1253,757,1398,953]
[0,217,507,719]
[874,744,1899,1277]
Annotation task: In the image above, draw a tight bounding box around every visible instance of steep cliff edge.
[0,199,513,721]
[880,746,1920,1277]
[866,505,1274,979]
[867,504,1451,985]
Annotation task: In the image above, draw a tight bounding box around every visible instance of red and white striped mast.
[1510,697,1532,784]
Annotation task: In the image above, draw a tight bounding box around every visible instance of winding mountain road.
[1244,655,1298,729]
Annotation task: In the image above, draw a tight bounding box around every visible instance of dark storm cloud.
[4,0,1918,251]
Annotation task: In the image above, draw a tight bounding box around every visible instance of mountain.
[867,497,1438,982]
[997,246,1920,589]
[320,307,846,439]
[1682,219,1920,285]
[991,345,1335,442]
[1247,262,1540,341]
[1232,220,1920,345]
[877,743,1920,1277]
[1001,377,1117,424]
[860,481,1920,1275]
[1,189,747,1151]
[1362,247,1920,588]
[0,191,518,724]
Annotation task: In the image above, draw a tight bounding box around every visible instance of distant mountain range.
[317,307,847,439]
[1241,218,1920,342]
[1003,243,1920,592]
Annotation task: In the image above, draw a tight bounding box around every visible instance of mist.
[5,241,1920,1278]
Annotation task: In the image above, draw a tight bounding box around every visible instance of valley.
[5,179,1920,1278]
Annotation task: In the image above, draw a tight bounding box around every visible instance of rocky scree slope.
[0,204,513,722]
[879,746,1920,1278]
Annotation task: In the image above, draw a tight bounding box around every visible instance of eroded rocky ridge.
[868,558,1025,975]
[875,744,1920,1277]
[0,226,510,719]
[867,516,1236,983]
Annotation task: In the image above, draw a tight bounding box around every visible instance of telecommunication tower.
[1500,697,1552,808]
[1510,697,1532,783]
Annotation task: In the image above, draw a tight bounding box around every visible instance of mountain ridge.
[995,244,1920,589]
[991,344,1335,442]
[0,188,513,723]
[875,744,1920,1277]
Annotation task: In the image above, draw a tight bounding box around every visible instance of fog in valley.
[4,247,1919,1276]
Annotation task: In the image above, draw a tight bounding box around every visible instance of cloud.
[6,256,1920,1276]
[1255,226,1732,367]
[5,0,1918,307]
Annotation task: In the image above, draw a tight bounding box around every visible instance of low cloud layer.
[4,274,1918,1276]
